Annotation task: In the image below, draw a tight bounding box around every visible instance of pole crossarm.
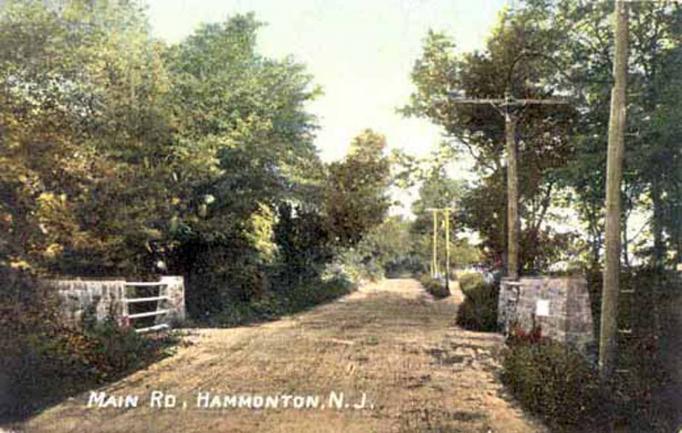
[425,207,457,212]
[446,95,569,108]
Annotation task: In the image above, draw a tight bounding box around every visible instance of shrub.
[331,247,385,283]
[587,267,681,432]
[418,274,450,299]
[455,277,498,331]
[501,338,614,432]
[0,267,177,422]
[210,275,354,327]
[457,271,485,294]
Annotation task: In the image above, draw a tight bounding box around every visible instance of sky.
[145,0,507,163]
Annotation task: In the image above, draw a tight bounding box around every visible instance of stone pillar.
[497,276,595,357]
[160,276,186,323]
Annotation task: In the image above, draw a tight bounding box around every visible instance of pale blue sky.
[145,0,506,162]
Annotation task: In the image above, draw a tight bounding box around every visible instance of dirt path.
[23,279,546,433]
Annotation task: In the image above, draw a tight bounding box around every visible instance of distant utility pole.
[430,208,439,278]
[427,207,455,290]
[600,0,629,380]
[444,207,451,284]
[448,61,568,280]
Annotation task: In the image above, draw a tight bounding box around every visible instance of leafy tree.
[323,129,391,247]
[410,165,480,272]
[354,216,416,278]
[0,0,173,276]
[273,202,333,288]
[405,0,682,271]
[403,6,576,273]
[162,14,326,315]
[556,0,682,268]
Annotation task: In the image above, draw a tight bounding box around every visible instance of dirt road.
[24,279,546,433]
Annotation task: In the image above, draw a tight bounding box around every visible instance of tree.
[323,129,391,247]
[162,14,326,315]
[404,7,576,274]
[556,0,681,268]
[0,0,173,276]
[0,4,335,318]
[405,0,681,273]
[348,216,417,279]
[164,13,322,245]
[407,160,480,273]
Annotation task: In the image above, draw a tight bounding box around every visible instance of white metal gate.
[122,281,171,333]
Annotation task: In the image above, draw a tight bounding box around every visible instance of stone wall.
[48,279,127,327]
[498,276,595,356]
[47,277,186,329]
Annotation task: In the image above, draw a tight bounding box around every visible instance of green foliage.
[554,0,682,267]
[0,1,395,332]
[418,274,450,299]
[341,216,419,280]
[455,275,498,332]
[0,267,176,421]
[457,272,485,293]
[0,2,328,282]
[0,0,176,276]
[329,247,384,283]
[323,129,392,247]
[405,161,482,274]
[273,203,333,286]
[405,0,682,271]
[404,7,577,272]
[501,338,613,432]
[586,267,681,432]
[164,12,322,224]
[163,12,331,316]
[204,277,353,327]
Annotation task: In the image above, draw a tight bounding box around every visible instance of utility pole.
[600,0,628,380]
[430,208,439,278]
[505,104,519,281]
[447,91,567,280]
[427,207,456,291]
[444,207,451,283]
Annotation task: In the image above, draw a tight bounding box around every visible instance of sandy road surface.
[23,279,546,433]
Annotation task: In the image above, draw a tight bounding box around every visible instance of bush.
[331,247,385,283]
[418,274,450,299]
[501,337,614,432]
[209,276,354,327]
[0,267,177,422]
[587,267,681,432]
[458,271,485,294]
[456,276,498,331]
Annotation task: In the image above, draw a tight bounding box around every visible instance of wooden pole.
[446,93,566,281]
[445,208,451,285]
[600,0,628,380]
[505,110,519,280]
[432,210,438,278]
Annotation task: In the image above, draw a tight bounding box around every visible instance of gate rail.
[123,281,171,333]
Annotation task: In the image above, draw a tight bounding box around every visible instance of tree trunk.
[600,0,628,381]
[506,114,519,280]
